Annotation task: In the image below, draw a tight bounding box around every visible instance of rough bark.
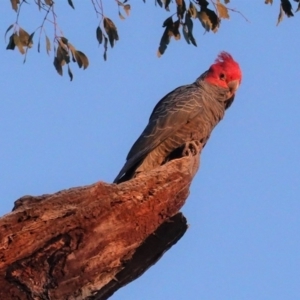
[0,153,199,299]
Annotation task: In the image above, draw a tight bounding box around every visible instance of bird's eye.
[219,73,226,81]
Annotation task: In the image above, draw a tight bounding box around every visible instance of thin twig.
[36,4,53,45]
[226,7,251,23]
[210,0,250,23]
[91,0,104,20]
[15,0,25,25]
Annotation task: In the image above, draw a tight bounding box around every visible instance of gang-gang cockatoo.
[114,52,242,183]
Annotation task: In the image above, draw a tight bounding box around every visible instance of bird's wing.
[114,83,204,183]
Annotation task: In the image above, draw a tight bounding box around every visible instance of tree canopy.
[5,0,300,80]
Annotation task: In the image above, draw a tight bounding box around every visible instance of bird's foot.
[182,140,202,157]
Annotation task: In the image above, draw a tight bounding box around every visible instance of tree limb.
[0,153,199,299]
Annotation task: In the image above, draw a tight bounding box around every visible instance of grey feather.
[114,74,231,184]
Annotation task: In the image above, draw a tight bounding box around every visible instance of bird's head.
[204,52,242,99]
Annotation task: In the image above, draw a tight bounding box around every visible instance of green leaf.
[68,65,73,81]
[46,35,51,55]
[27,32,35,48]
[56,45,69,64]
[124,4,131,16]
[277,4,284,25]
[6,33,16,50]
[119,11,126,20]
[10,0,20,12]
[171,19,181,40]
[96,26,103,44]
[163,16,173,27]
[14,34,25,54]
[155,0,163,8]
[60,37,69,45]
[182,25,190,45]
[184,12,197,46]
[281,0,294,17]
[4,24,14,42]
[165,0,171,11]
[103,36,108,61]
[176,0,186,19]
[67,0,75,9]
[188,2,197,18]
[158,27,171,57]
[103,17,119,48]
[198,7,220,33]
[74,50,89,69]
[45,0,53,6]
[216,1,230,19]
[18,27,32,47]
[53,56,63,76]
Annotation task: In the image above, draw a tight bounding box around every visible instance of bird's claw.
[182,140,202,157]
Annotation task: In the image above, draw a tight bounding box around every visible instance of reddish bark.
[0,154,199,299]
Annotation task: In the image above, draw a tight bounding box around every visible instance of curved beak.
[227,80,240,94]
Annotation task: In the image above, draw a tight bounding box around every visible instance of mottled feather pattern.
[114,80,230,183]
[114,52,242,183]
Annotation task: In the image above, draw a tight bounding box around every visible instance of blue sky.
[1,1,299,299]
